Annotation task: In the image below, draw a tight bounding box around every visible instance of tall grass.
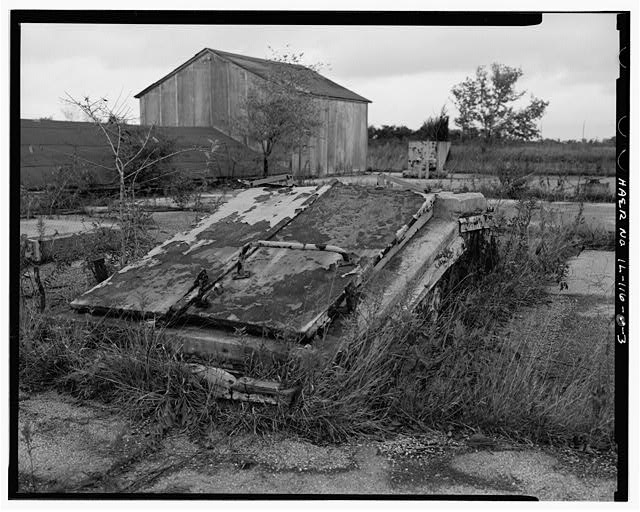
[367,139,615,176]
[267,202,613,447]
[447,141,615,176]
[18,200,614,449]
[19,306,221,435]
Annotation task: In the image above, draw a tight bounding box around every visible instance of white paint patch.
[182,239,213,255]
[139,186,329,259]
[74,274,113,297]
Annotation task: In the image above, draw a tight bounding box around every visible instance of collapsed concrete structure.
[69,179,491,403]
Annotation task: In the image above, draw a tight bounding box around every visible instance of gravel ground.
[14,390,617,498]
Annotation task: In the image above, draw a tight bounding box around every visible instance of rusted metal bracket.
[170,269,215,314]
[188,363,297,405]
[459,214,493,233]
[233,245,253,280]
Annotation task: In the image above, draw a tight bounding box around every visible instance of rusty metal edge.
[459,213,493,233]
[188,363,298,406]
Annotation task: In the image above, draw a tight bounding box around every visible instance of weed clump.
[19,311,221,435]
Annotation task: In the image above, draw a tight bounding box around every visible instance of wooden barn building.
[134,49,371,177]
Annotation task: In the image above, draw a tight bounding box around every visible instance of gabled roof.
[134,48,371,103]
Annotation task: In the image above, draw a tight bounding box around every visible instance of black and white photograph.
[5,3,635,504]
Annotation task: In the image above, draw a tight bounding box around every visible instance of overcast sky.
[20,13,619,140]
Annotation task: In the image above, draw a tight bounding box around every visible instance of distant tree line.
[369,124,615,146]
[369,108,451,142]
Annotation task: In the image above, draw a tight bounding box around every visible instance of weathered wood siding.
[289,99,368,177]
[159,76,177,127]
[177,65,195,126]
[139,52,368,177]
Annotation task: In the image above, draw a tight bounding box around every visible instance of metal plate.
[459,214,493,233]
[186,247,357,337]
[273,182,429,259]
[70,186,329,316]
[183,182,430,336]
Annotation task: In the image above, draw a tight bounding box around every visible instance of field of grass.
[18,198,614,453]
[368,139,616,176]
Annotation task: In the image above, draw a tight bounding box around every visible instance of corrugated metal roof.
[134,48,370,103]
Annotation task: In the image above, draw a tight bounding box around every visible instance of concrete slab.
[20,216,120,263]
[302,173,615,197]
[449,451,615,501]
[17,391,134,491]
[16,391,616,498]
[357,218,460,323]
[20,216,116,239]
[549,250,614,298]
[434,192,487,220]
[489,200,615,234]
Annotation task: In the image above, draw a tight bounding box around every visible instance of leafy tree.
[414,106,450,142]
[451,63,549,144]
[241,49,324,177]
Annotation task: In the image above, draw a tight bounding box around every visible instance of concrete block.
[578,179,610,197]
[434,192,487,219]
[408,141,436,178]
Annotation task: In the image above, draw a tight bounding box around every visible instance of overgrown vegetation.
[19,200,614,452]
[367,138,615,179]
[447,140,616,176]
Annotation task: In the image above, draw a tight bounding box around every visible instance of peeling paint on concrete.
[70,183,484,343]
[70,186,329,316]
[357,218,461,325]
[183,183,434,337]
[186,248,354,336]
